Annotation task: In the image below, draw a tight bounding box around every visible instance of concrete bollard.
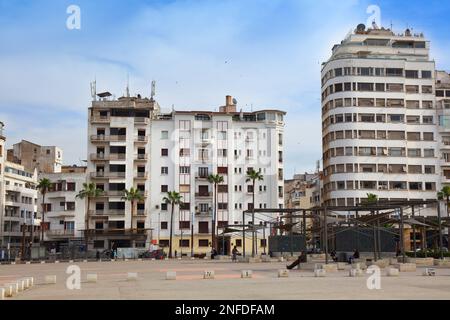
[241,270,253,278]
[337,262,347,270]
[127,273,138,281]
[69,260,74,263]
[278,270,289,278]
[41,261,46,264]
[28,277,34,287]
[83,260,88,263]
[87,274,98,283]
[26,261,31,265]
[17,280,25,292]
[203,270,215,279]
[11,262,16,265]
[166,271,177,280]
[151,258,156,261]
[4,285,14,298]
[8,283,19,295]
[278,257,284,262]
[125,259,129,262]
[387,268,400,277]
[0,287,5,300]
[55,261,60,264]
[393,263,416,272]
[349,268,363,277]
[23,278,30,289]
[138,258,143,262]
[314,269,326,277]
[423,268,436,277]
[45,275,57,284]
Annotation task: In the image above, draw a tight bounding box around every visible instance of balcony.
[195,192,212,198]
[135,117,150,125]
[135,172,148,179]
[90,172,126,179]
[134,154,148,161]
[90,135,126,143]
[86,228,148,236]
[89,209,125,216]
[195,174,209,180]
[90,115,110,124]
[46,229,76,238]
[90,153,127,161]
[136,209,147,216]
[135,136,148,143]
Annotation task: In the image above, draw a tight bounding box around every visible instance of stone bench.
[387,268,400,277]
[315,263,338,272]
[278,270,289,278]
[314,269,326,277]
[166,271,177,280]
[349,268,363,277]
[434,259,450,267]
[367,259,390,268]
[45,275,57,285]
[241,270,253,278]
[393,263,416,272]
[127,273,138,281]
[87,274,98,283]
[203,271,215,279]
[406,258,434,266]
[351,262,367,270]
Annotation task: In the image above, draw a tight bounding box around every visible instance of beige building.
[8,140,63,174]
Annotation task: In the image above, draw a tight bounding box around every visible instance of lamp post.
[191,212,194,257]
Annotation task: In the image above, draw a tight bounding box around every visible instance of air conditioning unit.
[155,205,160,209]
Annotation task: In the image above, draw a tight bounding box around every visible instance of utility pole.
[412,205,417,258]
[438,202,444,260]
[242,211,246,258]
[324,207,329,264]
[191,212,194,257]
[399,207,406,263]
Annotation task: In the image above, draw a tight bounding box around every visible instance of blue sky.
[0,0,449,176]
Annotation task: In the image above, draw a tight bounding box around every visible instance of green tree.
[122,187,145,229]
[163,191,183,258]
[37,178,52,243]
[437,186,450,250]
[207,174,224,251]
[246,169,264,257]
[76,183,104,254]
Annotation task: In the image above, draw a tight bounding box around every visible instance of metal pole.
[242,211,246,258]
[324,207,329,264]
[290,218,294,257]
[191,212,194,257]
[263,224,266,255]
[377,216,382,260]
[399,207,406,264]
[372,211,377,261]
[438,202,444,260]
[412,205,417,258]
[222,227,225,256]
[303,210,307,252]
[355,210,360,251]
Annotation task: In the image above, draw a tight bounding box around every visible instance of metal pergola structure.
[239,200,448,264]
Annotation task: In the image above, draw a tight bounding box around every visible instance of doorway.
[217,236,231,255]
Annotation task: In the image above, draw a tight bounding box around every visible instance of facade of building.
[436,71,450,186]
[0,160,39,257]
[322,24,441,208]
[38,166,87,250]
[8,140,63,174]
[87,92,285,255]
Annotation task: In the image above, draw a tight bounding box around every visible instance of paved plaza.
[1,259,450,300]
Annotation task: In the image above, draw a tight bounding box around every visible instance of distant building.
[38,166,87,250]
[8,140,63,174]
[436,71,450,187]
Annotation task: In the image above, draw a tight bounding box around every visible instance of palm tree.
[207,174,224,252]
[246,168,264,257]
[437,186,450,250]
[365,193,379,260]
[163,191,183,258]
[37,178,52,243]
[122,188,145,230]
[76,183,104,254]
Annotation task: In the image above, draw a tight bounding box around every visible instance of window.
[405,70,419,79]
[161,185,168,193]
[424,149,435,158]
[180,166,190,174]
[198,239,209,247]
[179,148,190,157]
[161,149,169,156]
[422,71,432,79]
[422,86,433,94]
[161,222,168,230]
[386,68,403,77]
[161,203,168,211]
[161,131,169,139]
[67,183,76,191]
[94,240,105,249]
[423,116,433,124]
[423,133,434,141]
[161,167,168,175]
[179,221,190,229]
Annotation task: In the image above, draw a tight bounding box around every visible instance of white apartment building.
[0,160,39,257]
[39,166,87,250]
[436,71,450,186]
[322,24,441,208]
[150,96,285,255]
[87,92,285,255]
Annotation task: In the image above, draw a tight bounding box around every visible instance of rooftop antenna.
[90,79,97,101]
[390,20,393,31]
[126,73,130,98]
[151,80,156,101]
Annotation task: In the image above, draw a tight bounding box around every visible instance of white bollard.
[83,260,88,263]
[203,270,215,279]
[11,262,16,265]
[166,271,177,280]
[278,269,289,278]
[138,258,143,262]
[125,259,129,262]
[45,275,57,284]
[0,288,5,300]
[87,274,98,283]
[8,283,19,295]
[69,260,74,263]
[26,261,31,265]
[314,269,326,277]
[41,261,46,264]
[241,270,253,278]
[55,261,60,264]
[4,285,14,297]
[387,268,400,277]
[23,278,30,289]
[17,280,25,292]
[349,268,363,277]
[28,277,34,287]
[127,273,138,281]
[278,257,284,262]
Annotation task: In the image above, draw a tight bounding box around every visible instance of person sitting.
[348,249,360,264]
[211,248,218,260]
[330,250,338,262]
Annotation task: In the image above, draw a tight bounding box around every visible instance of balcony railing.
[195,192,212,197]
[135,154,148,161]
[135,136,148,143]
[46,230,75,237]
[86,228,148,236]
[135,117,149,124]
[91,116,110,123]
[90,135,126,142]
[89,209,125,216]
[135,172,148,179]
[90,172,126,179]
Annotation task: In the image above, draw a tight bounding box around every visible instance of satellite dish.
[356,24,366,33]
[232,98,238,105]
